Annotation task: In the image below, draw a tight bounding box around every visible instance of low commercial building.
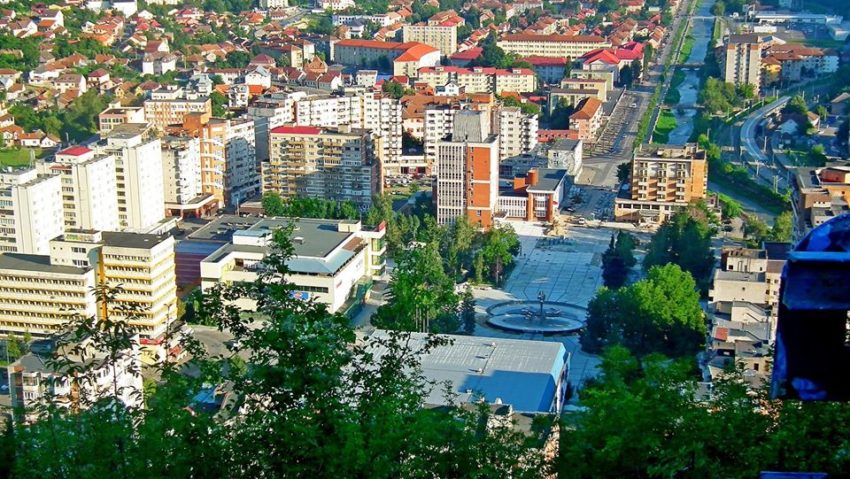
[497,168,569,222]
[614,143,708,224]
[791,166,850,239]
[360,330,570,413]
[199,217,386,314]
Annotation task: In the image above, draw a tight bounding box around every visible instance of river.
[666,0,716,144]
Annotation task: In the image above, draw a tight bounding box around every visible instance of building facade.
[0,168,63,255]
[497,34,610,59]
[199,217,386,313]
[263,125,379,208]
[614,143,708,224]
[402,24,458,57]
[435,111,499,228]
[722,34,763,95]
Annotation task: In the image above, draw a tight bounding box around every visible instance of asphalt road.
[740,96,790,163]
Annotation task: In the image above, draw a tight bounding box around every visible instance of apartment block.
[0,168,63,255]
[173,113,258,209]
[48,230,178,345]
[38,146,120,232]
[435,110,499,228]
[496,106,538,160]
[95,123,166,232]
[402,24,458,57]
[263,125,379,207]
[417,66,537,94]
[497,34,610,59]
[569,97,603,142]
[294,88,402,175]
[614,143,708,224]
[144,86,212,131]
[722,34,763,95]
[199,216,386,313]
[424,102,535,172]
[98,104,145,134]
[547,138,583,176]
[161,134,218,218]
[247,91,303,162]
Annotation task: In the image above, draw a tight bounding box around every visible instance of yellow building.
[0,229,178,362]
[614,143,708,224]
[417,66,536,94]
[497,34,610,59]
[402,24,458,57]
[263,125,380,208]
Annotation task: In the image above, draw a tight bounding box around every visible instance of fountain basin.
[485,300,586,334]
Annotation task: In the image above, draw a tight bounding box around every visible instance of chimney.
[513,175,527,192]
[527,169,539,186]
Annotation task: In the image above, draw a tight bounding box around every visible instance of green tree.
[499,95,541,116]
[480,223,521,285]
[601,231,637,289]
[583,264,706,357]
[711,0,726,16]
[770,210,793,243]
[718,193,743,219]
[211,91,228,117]
[784,95,808,116]
[381,79,406,99]
[617,162,631,184]
[262,191,287,216]
[643,207,715,294]
[460,286,476,334]
[743,215,770,243]
[374,243,460,333]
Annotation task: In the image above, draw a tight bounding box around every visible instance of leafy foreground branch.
[4,227,548,478]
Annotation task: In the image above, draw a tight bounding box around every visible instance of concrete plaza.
[470,220,624,391]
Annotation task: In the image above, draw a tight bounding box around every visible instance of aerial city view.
[0,0,849,475]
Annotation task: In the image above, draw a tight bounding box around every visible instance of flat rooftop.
[360,331,567,413]
[527,168,568,193]
[0,253,89,275]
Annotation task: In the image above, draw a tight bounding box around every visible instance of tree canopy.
[583,264,705,357]
[601,231,637,289]
[261,191,360,220]
[643,207,716,294]
[4,230,547,478]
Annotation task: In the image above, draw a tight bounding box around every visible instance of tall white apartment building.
[425,104,535,172]
[247,91,305,162]
[96,123,166,232]
[294,88,402,175]
[496,106,538,160]
[0,168,63,255]
[38,146,120,232]
[161,135,202,206]
[722,34,763,95]
[226,117,258,205]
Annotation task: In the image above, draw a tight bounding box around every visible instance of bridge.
[677,63,705,70]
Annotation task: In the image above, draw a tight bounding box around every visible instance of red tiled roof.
[59,146,91,156]
[714,327,729,342]
[580,48,620,64]
[395,42,439,62]
[270,126,322,135]
[570,97,602,120]
[335,39,404,49]
[450,47,482,61]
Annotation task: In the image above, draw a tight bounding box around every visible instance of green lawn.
[664,69,686,105]
[0,148,41,168]
[680,35,695,62]
[653,110,678,144]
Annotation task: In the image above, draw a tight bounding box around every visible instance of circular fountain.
[485,292,586,334]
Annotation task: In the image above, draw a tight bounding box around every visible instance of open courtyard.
[470,220,631,391]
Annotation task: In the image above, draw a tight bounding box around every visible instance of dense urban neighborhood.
[0,0,849,475]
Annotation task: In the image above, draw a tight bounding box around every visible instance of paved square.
[470,220,623,391]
